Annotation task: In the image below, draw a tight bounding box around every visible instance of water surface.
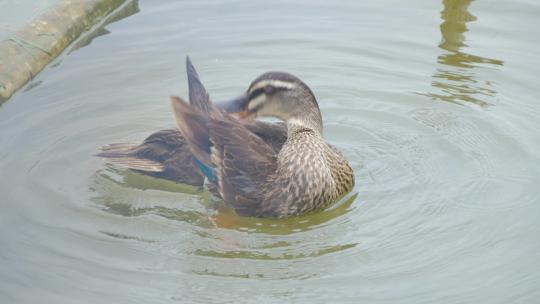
[1,0,540,303]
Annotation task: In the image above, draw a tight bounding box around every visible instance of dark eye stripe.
[249,84,290,100]
[249,88,265,100]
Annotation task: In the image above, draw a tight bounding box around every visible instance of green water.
[1,0,539,303]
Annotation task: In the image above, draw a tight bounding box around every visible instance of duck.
[171,69,355,218]
[97,57,354,218]
[96,57,287,187]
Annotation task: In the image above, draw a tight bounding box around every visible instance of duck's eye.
[264,85,275,94]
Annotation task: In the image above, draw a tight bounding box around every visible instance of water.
[1,0,539,303]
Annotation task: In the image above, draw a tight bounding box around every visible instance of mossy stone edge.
[0,0,126,103]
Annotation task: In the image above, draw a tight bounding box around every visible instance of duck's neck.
[286,108,323,137]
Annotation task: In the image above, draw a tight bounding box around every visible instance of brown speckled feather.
[258,128,355,217]
[170,97,354,218]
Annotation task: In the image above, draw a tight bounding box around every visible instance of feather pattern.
[96,57,287,186]
[169,95,354,218]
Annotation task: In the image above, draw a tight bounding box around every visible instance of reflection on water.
[92,166,358,236]
[70,0,140,53]
[92,167,212,223]
[423,0,503,106]
[19,0,141,94]
[91,166,359,279]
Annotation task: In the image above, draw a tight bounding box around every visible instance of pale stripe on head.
[248,80,297,94]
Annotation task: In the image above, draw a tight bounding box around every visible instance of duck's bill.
[215,93,255,120]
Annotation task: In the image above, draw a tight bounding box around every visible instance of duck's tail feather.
[95,144,165,172]
[186,56,213,113]
[98,156,165,172]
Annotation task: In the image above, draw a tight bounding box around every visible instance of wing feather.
[170,96,212,165]
[207,117,277,215]
[186,56,213,113]
[101,156,165,172]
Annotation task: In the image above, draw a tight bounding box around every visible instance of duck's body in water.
[97,58,354,218]
[96,57,287,187]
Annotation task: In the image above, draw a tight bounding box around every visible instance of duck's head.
[218,72,323,134]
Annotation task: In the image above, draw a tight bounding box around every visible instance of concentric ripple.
[1,0,540,303]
